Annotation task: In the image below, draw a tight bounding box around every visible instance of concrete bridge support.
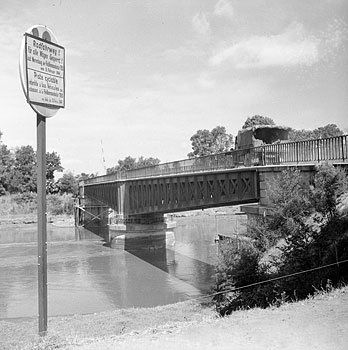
[108,213,176,250]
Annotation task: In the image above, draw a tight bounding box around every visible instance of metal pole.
[37,114,47,335]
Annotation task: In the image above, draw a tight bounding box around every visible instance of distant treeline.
[0,130,94,196]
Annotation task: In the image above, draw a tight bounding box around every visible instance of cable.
[76,193,111,226]
[188,258,348,302]
[47,259,348,299]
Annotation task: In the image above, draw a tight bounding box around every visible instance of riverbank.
[0,213,74,226]
[1,286,347,350]
[0,203,242,225]
[0,193,75,226]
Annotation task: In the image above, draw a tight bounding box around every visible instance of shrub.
[213,241,272,315]
[273,164,348,297]
[47,193,75,215]
[8,193,37,214]
[213,163,348,314]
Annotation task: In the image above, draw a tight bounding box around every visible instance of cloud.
[192,12,210,36]
[214,0,234,19]
[210,22,319,68]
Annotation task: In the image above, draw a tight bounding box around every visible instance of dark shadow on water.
[81,225,216,294]
[129,247,215,294]
[81,224,109,242]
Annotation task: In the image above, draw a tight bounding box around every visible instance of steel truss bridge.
[80,135,348,220]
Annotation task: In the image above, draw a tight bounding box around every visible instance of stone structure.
[240,164,315,219]
[236,125,290,150]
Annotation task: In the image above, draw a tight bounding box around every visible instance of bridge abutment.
[240,165,315,220]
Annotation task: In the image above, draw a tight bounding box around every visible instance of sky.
[0,0,347,175]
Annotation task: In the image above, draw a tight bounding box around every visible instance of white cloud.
[210,22,319,68]
[192,12,210,36]
[214,0,234,19]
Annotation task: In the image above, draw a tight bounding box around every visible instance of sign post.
[19,25,65,335]
[37,114,47,334]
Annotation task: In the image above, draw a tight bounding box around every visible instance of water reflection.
[130,249,215,293]
[0,223,98,244]
[0,213,245,319]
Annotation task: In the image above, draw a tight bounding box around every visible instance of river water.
[0,214,245,319]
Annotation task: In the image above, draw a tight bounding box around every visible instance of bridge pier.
[108,213,176,250]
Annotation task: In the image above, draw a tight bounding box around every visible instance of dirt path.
[64,287,347,350]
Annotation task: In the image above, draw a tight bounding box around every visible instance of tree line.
[0,130,95,195]
[186,115,344,158]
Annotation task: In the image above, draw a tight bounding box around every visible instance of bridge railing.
[249,134,347,166]
[84,134,347,185]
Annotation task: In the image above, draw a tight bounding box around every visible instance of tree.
[213,164,348,315]
[312,124,343,139]
[46,151,64,193]
[10,145,37,193]
[137,156,161,168]
[288,128,314,141]
[0,132,13,195]
[188,126,234,158]
[76,172,97,181]
[56,171,78,194]
[0,130,64,193]
[107,156,160,174]
[289,124,343,141]
[242,115,275,129]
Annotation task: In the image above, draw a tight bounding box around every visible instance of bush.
[4,193,37,215]
[0,192,75,217]
[213,164,348,314]
[47,193,75,215]
[214,241,272,315]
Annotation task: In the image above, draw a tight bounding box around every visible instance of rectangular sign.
[25,34,65,108]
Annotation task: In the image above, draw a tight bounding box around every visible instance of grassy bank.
[0,286,346,350]
[0,193,74,225]
[0,300,213,350]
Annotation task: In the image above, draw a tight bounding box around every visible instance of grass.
[0,300,214,350]
[0,285,346,350]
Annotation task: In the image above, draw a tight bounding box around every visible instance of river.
[0,213,245,319]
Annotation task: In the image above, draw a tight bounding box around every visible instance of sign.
[19,25,65,118]
[18,25,66,336]
[25,34,65,108]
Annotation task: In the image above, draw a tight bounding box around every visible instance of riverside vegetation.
[0,193,75,224]
[213,163,348,315]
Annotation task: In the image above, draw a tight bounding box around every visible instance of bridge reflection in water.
[0,215,244,319]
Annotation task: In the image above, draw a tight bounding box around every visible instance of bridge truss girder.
[83,169,259,217]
